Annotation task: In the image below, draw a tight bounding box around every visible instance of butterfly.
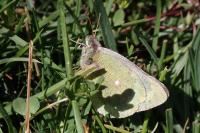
[80,35,169,118]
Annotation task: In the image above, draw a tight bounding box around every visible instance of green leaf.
[113,9,125,26]
[12,98,26,116]
[12,97,40,116]
[29,97,40,114]
[105,0,113,15]
[9,35,27,47]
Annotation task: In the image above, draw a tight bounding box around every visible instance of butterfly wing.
[99,48,169,113]
[81,36,169,118]
[88,47,148,118]
[136,75,169,112]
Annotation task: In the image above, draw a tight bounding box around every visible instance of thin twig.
[24,7,33,133]
[183,118,189,133]
[25,40,33,133]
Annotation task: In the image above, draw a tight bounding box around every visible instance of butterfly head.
[80,35,101,68]
[85,35,101,48]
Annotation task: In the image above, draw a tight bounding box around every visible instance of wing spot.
[114,80,120,86]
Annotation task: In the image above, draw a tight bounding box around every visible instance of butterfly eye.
[85,58,93,65]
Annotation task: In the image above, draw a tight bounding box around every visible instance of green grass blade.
[92,109,107,133]
[158,40,167,71]
[190,27,200,92]
[142,112,150,133]
[39,11,59,28]
[192,121,200,133]
[165,108,173,133]
[0,102,16,133]
[59,0,73,77]
[65,3,84,36]
[152,0,161,51]
[139,37,159,63]
[34,78,67,100]
[72,0,82,34]
[9,35,27,47]
[0,0,16,13]
[14,15,26,34]
[105,0,113,15]
[194,41,200,92]
[0,57,40,65]
[122,18,151,27]
[104,124,130,133]
[182,61,193,122]
[191,27,200,50]
[0,104,12,119]
[72,100,84,133]
[94,0,117,51]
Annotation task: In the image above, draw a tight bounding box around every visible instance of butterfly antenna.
[87,15,94,36]
[70,38,85,48]
[93,14,101,37]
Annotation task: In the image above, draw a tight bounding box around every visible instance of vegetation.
[0,0,200,132]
